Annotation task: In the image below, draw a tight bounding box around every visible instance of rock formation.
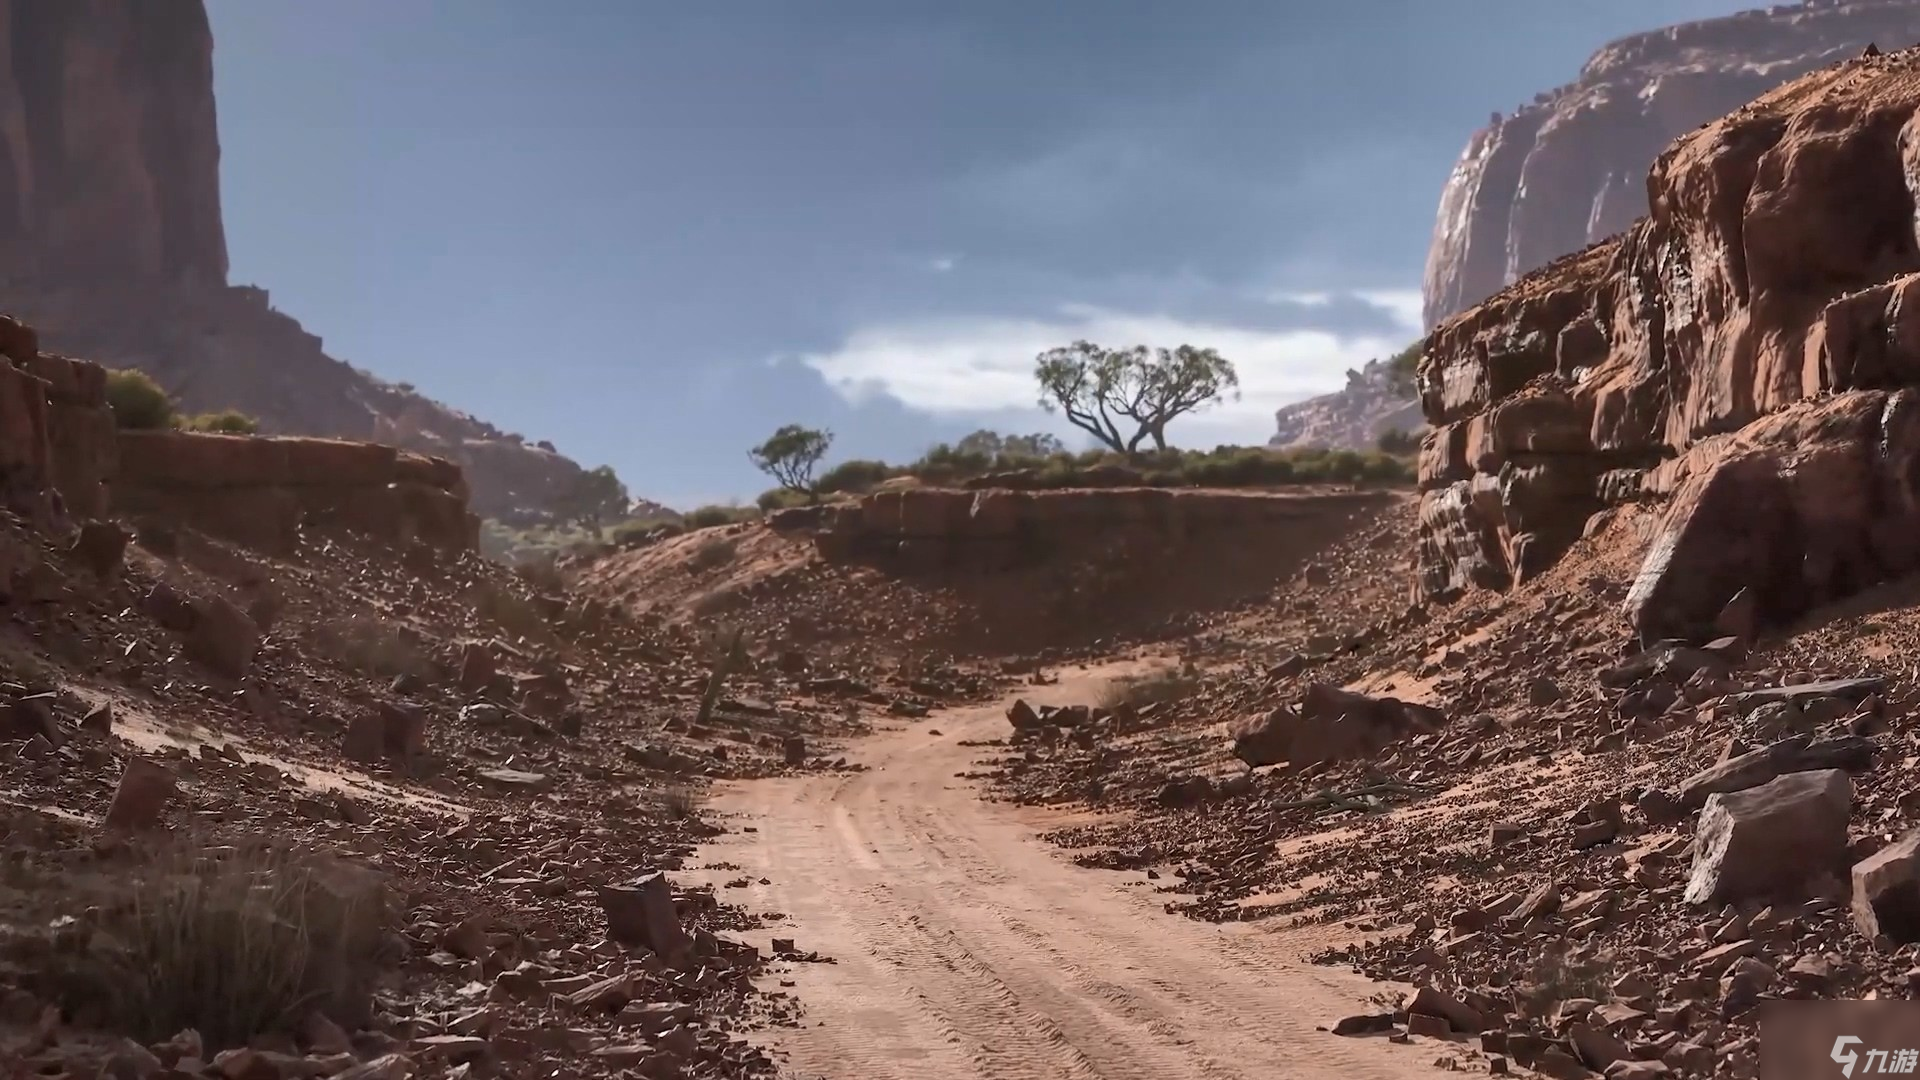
[1423,0,1920,329]
[1269,356,1424,451]
[793,486,1393,572]
[1416,45,1920,639]
[0,314,476,554]
[0,0,605,523]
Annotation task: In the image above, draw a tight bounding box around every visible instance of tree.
[1034,341,1238,455]
[953,429,1067,460]
[749,424,833,499]
[558,464,629,530]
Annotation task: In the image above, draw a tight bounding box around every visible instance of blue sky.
[206,0,1751,508]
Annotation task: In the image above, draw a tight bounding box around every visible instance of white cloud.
[927,255,959,273]
[797,298,1415,447]
[1270,287,1424,334]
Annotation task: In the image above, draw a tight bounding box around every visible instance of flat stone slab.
[1720,678,1884,716]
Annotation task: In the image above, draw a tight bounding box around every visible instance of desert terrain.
[14,4,1920,1080]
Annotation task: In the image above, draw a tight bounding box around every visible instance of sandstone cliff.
[1417,45,1920,640]
[1423,0,1920,329]
[1268,357,1423,451]
[0,0,602,524]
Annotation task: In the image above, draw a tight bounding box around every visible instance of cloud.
[796,291,1415,447]
[1270,288,1424,335]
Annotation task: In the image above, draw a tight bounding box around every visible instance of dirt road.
[700,669,1449,1080]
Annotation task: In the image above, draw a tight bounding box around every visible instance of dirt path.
[698,668,1451,1080]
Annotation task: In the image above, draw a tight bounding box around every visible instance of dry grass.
[661,785,701,820]
[1096,665,1203,712]
[690,536,739,572]
[52,839,396,1048]
[470,582,553,642]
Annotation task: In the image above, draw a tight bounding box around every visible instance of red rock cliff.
[0,0,605,524]
[1417,45,1920,639]
[1423,0,1920,329]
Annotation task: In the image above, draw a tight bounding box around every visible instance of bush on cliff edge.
[105,369,262,435]
[180,409,262,435]
[105,369,178,431]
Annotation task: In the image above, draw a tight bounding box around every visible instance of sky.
[206,0,1755,509]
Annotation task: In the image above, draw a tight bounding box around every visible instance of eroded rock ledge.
[0,318,477,554]
[786,486,1396,572]
[1417,45,1920,638]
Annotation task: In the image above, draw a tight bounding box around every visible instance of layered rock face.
[0,317,476,554]
[795,486,1393,572]
[1269,357,1424,451]
[0,0,598,523]
[115,432,476,555]
[1416,46,1920,638]
[1423,0,1920,329]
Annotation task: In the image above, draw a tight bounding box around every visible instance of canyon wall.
[1423,0,1920,329]
[1416,45,1920,639]
[0,0,600,524]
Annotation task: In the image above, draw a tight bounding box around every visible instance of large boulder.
[1684,769,1851,906]
[1853,829,1920,944]
[1231,685,1445,768]
[184,594,260,680]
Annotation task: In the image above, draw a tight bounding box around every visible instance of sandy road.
[699,669,1447,1080]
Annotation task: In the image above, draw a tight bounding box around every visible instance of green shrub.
[755,487,812,511]
[609,519,663,547]
[180,409,261,435]
[816,458,899,494]
[683,504,757,530]
[105,369,178,431]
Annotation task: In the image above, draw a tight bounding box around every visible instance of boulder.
[68,521,129,576]
[598,872,691,958]
[185,594,260,680]
[1232,687,1445,768]
[1006,699,1044,732]
[1684,769,1851,906]
[1852,829,1920,945]
[103,757,175,830]
[1675,735,1876,811]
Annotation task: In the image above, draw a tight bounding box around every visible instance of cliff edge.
[1423,0,1920,329]
[1417,43,1920,640]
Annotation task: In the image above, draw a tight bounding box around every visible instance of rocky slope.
[1423,0,1920,328]
[1268,356,1423,450]
[1417,43,1920,640]
[0,308,894,1078]
[0,0,605,523]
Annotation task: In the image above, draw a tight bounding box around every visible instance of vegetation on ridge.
[105,368,262,435]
